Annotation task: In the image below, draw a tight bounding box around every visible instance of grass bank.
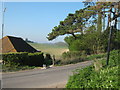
[66,50,119,88]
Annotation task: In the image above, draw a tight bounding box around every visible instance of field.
[29,42,69,60]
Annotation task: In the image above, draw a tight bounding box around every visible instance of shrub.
[2,52,29,66]
[60,51,87,65]
[28,52,44,66]
[66,65,95,88]
[86,53,106,61]
[66,65,118,88]
[44,53,52,66]
[64,30,120,54]
[108,50,119,67]
[2,52,44,67]
[62,51,86,60]
[66,50,119,88]
[62,59,82,65]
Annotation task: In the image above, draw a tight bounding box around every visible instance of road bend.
[2,60,93,88]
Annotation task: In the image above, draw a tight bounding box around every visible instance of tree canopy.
[47,1,120,40]
[47,1,120,54]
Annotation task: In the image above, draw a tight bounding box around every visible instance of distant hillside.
[28,42,69,59]
[54,42,68,47]
[28,42,68,49]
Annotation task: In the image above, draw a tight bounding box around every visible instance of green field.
[29,43,69,59]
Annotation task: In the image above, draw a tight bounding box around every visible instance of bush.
[62,51,86,59]
[60,51,87,65]
[61,59,83,65]
[2,52,44,67]
[108,50,119,67]
[2,52,29,66]
[64,30,120,54]
[44,53,52,66]
[66,50,119,88]
[86,53,106,61]
[28,52,44,66]
[66,65,94,88]
[66,65,118,88]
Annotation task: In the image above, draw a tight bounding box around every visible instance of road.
[2,60,93,88]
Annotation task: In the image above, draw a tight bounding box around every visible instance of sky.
[2,2,84,43]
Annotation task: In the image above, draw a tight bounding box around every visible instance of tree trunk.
[71,33,77,39]
[97,11,102,33]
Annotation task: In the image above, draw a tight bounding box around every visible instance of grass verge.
[66,50,119,88]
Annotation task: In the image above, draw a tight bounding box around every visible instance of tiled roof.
[0,36,38,53]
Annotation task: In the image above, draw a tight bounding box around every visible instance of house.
[0,36,38,53]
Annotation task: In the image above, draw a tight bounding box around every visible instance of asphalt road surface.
[2,60,93,88]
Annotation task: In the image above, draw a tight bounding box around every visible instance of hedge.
[2,52,44,67]
[44,53,52,66]
[28,52,44,66]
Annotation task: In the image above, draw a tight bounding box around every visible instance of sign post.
[106,20,115,66]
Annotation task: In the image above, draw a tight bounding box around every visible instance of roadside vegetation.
[1,4,119,90]
[46,1,120,66]
[46,1,119,89]
[1,52,52,72]
[66,50,119,88]
[29,43,107,66]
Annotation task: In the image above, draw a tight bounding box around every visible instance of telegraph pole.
[1,2,6,90]
[106,22,113,66]
[106,7,116,66]
[2,2,6,39]
[106,7,111,66]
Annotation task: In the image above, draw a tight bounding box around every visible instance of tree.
[47,6,96,40]
[47,1,120,54]
[25,38,34,43]
[25,38,28,42]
